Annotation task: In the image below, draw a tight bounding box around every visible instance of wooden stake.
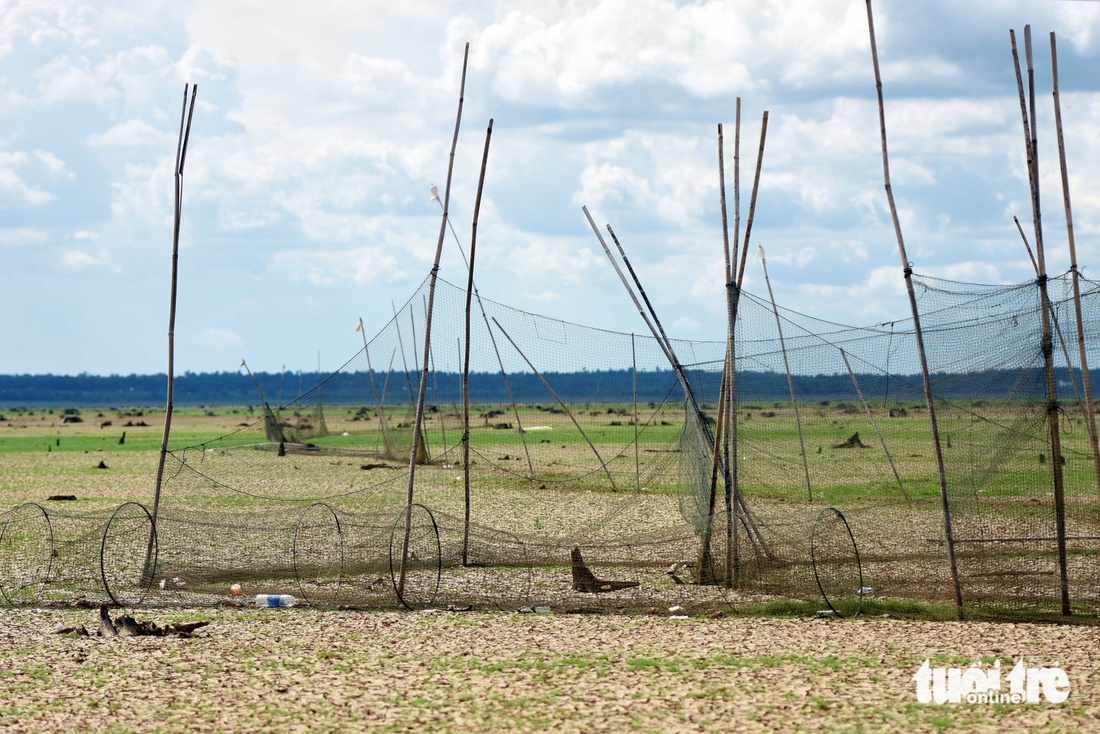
[491,317,616,488]
[398,43,469,599]
[148,83,197,578]
[839,349,908,502]
[866,0,962,617]
[759,246,812,502]
[632,333,640,490]
[1020,25,1071,615]
[462,118,494,565]
[1051,31,1100,503]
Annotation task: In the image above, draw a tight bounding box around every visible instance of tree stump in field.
[832,433,867,449]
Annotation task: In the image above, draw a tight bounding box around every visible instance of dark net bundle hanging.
[2,273,1099,621]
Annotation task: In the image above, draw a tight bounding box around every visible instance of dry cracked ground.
[1,609,1097,733]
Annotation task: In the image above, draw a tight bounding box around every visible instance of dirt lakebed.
[0,607,1097,733]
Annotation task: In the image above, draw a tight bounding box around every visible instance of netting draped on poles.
[3,271,1100,620]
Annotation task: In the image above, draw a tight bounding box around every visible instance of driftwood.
[571,547,639,593]
[57,605,210,638]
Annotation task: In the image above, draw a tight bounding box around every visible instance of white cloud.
[0,151,53,204]
[33,149,71,178]
[73,230,98,240]
[672,315,701,335]
[0,227,49,247]
[271,246,404,286]
[33,54,118,103]
[180,327,246,352]
[507,237,601,287]
[60,248,116,271]
[86,118,175,147]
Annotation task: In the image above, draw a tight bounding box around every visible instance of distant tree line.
[0,367,1082,408]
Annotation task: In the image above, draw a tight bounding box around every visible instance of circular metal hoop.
[100,502,157,607]
[389,503,441,610]
[0,503,54,605]
[293,502,344,607]
[811,507,863,618]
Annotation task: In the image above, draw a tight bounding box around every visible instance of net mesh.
[3,271,1100,620]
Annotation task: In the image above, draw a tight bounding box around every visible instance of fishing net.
[3,270,1100,620]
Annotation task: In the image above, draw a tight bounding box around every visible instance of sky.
[2,0,1100,376]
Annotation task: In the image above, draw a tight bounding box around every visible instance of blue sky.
[2,0,1099,376]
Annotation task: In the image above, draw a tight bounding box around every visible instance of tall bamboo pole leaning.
[1018,26,1070,615]
[462,117,494,566]
[839,348,908,502]
[397,43,469,600]
[865,0,963,616]
[632,333,640,490]
[593,216,769,555]
[1051,31,1100,502]
[491,317,616,488]
[759,245,812,502]
[147,83,197,578]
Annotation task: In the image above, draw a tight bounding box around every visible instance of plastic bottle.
[255,594,296,608]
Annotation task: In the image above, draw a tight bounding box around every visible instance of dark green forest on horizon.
[0,367,1084,408]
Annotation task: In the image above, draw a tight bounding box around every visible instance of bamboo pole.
[632,333,640,490]
[359,318,390,456]
[392,301,416,408]
[1013,216,1085,411]
[759,246,812,502]
[316,351,326,435]
[587,212,768,554]
[433,195,534,474]
[424,295,447,456]
[723,109,770,574]
[397,43,469,599]
[278,365,285,409]
[699,366,727,585]
[866,0,963,616]
[839,348,908,502]
[381,349,396,418]
[462,118,494,566]
[717,119,736,583]
[1019,26,1071,615]
[728,97,741,586]
[491,317,616,488]
[707,367,728,516]
[1051,31,1100,503]
[148,83,197,578]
